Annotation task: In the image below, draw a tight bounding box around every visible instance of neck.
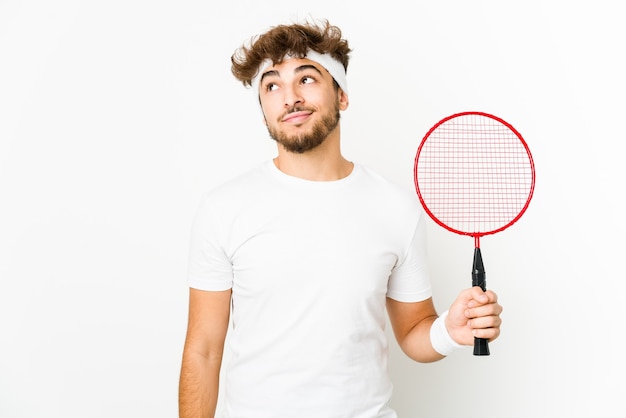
[273,128,353,181]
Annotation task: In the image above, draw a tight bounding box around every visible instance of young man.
[179,20,502,418]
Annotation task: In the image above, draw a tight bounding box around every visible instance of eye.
[264,82,279,92]
[301,75,316,85]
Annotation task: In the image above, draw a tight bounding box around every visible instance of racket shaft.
[472,248,490,356]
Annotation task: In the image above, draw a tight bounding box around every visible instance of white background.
[1,1,624,417]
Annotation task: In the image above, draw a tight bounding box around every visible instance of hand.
[446,286,502,346]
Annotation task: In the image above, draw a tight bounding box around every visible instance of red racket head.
[414,112,535,246]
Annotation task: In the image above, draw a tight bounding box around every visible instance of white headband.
[250,50,348,95]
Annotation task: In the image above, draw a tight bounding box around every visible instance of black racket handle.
[472,248,490,356]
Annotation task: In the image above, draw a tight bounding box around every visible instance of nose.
[283,84,303,108]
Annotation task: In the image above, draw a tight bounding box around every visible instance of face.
[258,58,348,154]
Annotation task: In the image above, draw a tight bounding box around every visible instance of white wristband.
[430,310,462,356]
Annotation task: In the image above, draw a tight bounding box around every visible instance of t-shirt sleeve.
[186,195,234,291]
[386,210,432,302]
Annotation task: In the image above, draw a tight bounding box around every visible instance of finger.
[472,325,501,341]
[453,287,484,307]
[468,313,502,329]
[485,290,498,303]
[465,302,503,320]
[467,289,498,308]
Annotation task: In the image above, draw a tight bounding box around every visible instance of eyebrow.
[259,64,324,85]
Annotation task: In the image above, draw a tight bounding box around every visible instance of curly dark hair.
[231,19,352,88]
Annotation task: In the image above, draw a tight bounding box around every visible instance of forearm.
[386,297,446,363]
[179,351,222,418]
[396,315,444,363]
[179,288,231,417]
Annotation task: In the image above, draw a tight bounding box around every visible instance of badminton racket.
[414,111,535,356]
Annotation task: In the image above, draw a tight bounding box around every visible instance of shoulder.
[354,164,421,209]
[191,162,277,236]
[199,161,274,207]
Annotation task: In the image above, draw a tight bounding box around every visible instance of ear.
[338,88,349,111]
[259,99,268,126]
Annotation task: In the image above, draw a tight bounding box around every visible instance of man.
[179,20,502,418]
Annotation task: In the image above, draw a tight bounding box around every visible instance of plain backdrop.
[1,1,624,417]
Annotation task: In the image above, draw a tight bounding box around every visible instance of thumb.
[448,287,488,325]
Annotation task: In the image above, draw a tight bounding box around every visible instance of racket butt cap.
[473,338,490,356]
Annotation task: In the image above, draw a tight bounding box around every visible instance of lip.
[282,110,312,123]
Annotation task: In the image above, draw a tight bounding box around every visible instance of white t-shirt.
[188,161,432,418]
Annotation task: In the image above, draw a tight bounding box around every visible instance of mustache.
[280,106,314,120]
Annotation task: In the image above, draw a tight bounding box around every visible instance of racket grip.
[472,248,490,356]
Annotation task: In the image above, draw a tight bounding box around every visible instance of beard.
[266,102,341,154]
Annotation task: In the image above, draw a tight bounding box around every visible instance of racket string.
[416,114,534,235]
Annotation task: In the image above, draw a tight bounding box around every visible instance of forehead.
[261,58,328,80]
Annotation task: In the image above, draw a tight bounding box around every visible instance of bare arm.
[179,288,231,418]
[386,297,443,363]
